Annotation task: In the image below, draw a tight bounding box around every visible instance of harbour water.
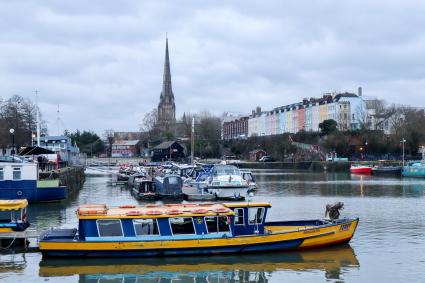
[2,170,425,282]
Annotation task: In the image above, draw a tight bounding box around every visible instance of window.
[169,217,195,235]
[13,167,21,180]
[0,168,3,180]
[133,219,159,236]
[97,219,123,237]
[248,207,265,225]
[205,216,230,233]
[234,208,244,225]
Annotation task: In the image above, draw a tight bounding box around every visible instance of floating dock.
[0,230,40,251]
[182,186,215,201]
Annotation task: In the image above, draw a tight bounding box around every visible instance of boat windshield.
[213,165,240,176]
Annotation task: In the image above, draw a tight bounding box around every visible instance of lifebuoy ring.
[146,210,162,215]
[168,209,182,215]
[126,210,142,216]
[193,208,208,214]
[119,205,136,209]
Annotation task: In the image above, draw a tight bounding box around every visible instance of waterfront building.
[222,116,249,140]
[111,140,141,158]
[223,89,367,139]
[39,136,80,164]
[157,37,176,130]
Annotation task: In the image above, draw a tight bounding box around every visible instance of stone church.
[157,37,176,130]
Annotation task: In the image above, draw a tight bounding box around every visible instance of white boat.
[240,169,258,190]
[206,165,252,200]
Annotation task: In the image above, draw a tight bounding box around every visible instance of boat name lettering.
[340,223,351,231]
[303,228,320,234]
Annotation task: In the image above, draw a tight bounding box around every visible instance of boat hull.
[0,182,66,202]
[40,218,358,258]
[372,167,402,176]
[350,167,372,174]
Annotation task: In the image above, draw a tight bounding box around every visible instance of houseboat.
[0,162,66,202]
[0,199,30,247]
[131,180,157,200]
[206,165,252,200]
[350,164,372,174]
[39,202,358,258]
[153,174,184,199]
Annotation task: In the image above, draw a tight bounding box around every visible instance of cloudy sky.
[1,1,424,135]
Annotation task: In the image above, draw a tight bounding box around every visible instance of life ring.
[146,210,162,215]
[183,203,198,207]
[165,204,181,207]
[146,204,160,208]
[119,205,136,209]
[193,208,208,214]
[126,210,143,216]
[215,207,229,213]
[17,191,22,196]
[168,209,182,215]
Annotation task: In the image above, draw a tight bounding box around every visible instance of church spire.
[161,36,174,102]
[157,36,176,125]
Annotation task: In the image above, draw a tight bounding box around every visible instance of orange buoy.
[215,208,229,213]
[146,204,160,208]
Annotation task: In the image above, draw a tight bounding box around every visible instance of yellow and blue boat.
[0,199,30,247]
[39,202,358,258]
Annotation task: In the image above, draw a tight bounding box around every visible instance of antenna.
[56,104,61,136]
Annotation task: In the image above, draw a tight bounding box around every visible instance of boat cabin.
[0,199,30,233]
[154,175,183,198]
[71,202,271,241]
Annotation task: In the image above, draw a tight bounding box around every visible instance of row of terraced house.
[222,88,367,140]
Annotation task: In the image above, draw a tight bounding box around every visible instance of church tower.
[157,37,176,126]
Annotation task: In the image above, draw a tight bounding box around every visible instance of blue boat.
[402,162,425,178]
[39,202,358,258]
[0,162,66,202]
[153,174,184,199]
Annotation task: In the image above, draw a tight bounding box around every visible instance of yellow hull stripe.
[40,219,358,251]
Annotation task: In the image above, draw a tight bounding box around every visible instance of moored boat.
[153,174,184,199]
[0,199,30,247]
[372,166,402,176]
[240,169,258,190]
[131,180,158,200]
[402,162,425,178]
[206,164,252,200]
[39,202,358,258]
[350,164,372,174]
[0,162,66,202]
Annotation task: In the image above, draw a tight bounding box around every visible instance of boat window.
[234,208,244,225]
[205,216,230,233]
[248,207,265,225]
[168,176,179,185]
[133,219,159,236]
[169,217,195,235]
[0,210,10,222]
[0,168,3,180]
[97,219,123,237]
[13,167,21,180]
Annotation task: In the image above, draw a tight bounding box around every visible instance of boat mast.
[35,90,40,146]
[191,117,195,164]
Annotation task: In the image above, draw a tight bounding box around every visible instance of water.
[2,170,425,282]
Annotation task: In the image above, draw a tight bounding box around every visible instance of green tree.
[67,130,104,157]
[319,119,338,136]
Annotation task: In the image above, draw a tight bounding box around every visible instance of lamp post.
[9,128,15,162]
[364,141,368,160]
[401,138,406,166]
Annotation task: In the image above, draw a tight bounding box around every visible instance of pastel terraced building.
[222,90,366,140]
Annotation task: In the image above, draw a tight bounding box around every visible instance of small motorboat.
[0,199,30,247]
[350,164,372,174]
[206,164,252,200]
[240,169,258,190]
[39,201,358,258]
[402,162,425,178]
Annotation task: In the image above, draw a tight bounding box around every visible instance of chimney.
[358,86,362,96]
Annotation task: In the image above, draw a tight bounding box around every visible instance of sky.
[1,0,425,136]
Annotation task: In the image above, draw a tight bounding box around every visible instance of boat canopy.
[0,199,28,210]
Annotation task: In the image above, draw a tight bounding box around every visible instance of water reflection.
[39,245,359,283]
[254,171,425,198]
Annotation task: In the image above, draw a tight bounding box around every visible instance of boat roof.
[0,199,28,210]
[76,202,271,219]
